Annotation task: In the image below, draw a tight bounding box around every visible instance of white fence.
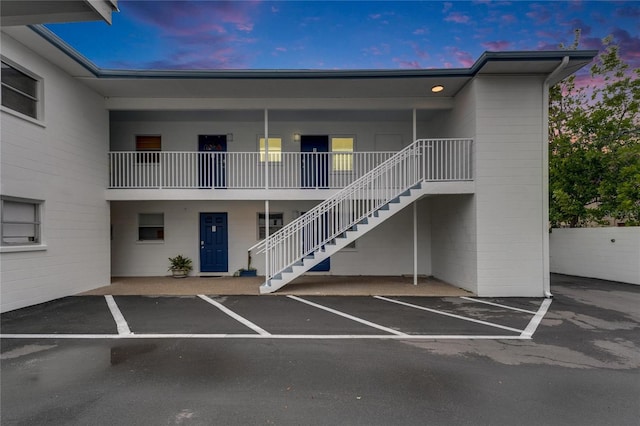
[550,227,640,285]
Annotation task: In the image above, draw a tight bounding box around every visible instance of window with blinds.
[1,198,41,246]
[138,213,164,241]
[1,60,40,119]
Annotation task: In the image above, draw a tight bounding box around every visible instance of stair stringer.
[260,183,428,294]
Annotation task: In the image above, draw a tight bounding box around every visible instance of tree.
[549,34,640,227]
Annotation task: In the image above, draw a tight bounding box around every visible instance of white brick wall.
[474,76,546,297]
[1,33,110,312]
[550,227,640,285]
[110,199,433,277]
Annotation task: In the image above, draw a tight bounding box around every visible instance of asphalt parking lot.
[1,274,639,425]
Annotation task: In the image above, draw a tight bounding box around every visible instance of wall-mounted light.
[293,133,301,142]
[431,85,445,93]
[226,133,234,142]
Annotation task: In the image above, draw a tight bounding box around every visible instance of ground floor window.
[1,197,42,246]
[258,213,283,239]
[138,213,164,241]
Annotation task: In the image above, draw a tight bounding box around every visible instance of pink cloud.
[447,48,475,68]
[363,44,390,56]
[526,4,552,25]
[444,12,470,24]
[482,40,512,51]
[393,58,421,69]
[119,0,259,69]
[500,14,517,24]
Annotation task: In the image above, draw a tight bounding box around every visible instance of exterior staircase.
[249,138,473,294]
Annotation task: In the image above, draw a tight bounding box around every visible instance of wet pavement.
[1,274,639,425]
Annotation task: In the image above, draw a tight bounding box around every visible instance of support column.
[264,109,270,285]
[413,108,418,285]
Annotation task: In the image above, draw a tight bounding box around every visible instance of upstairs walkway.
[80,275,472,297]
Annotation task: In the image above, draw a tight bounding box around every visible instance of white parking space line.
[198,295,271,336]
[287,295,409,336]
[104,295,132,336]
[460,297,538,315]
[521,298,552,338]
[0,333,530,340]
[375,296,525,334]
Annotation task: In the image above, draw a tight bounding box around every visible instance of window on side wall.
[136,135,161,163]
[1,197,42,246]
[138,213,164,241]
[258,213,283,239]
[1,60,40,120]
[259,137,282,162]
[331,137,354,171]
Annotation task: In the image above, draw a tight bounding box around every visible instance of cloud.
[118,0,259,68]
[444,12,470,24]
[526,4,552,25]
[393,58,421,69]
[613,5,640,19]
[447,47,475,67]
[482,40,512,51]
[363,44,391,56]
[611,28,640,67]
[500,14,517,24]
[413,28,428,35]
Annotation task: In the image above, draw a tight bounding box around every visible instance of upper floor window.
[1,197,42,246]
[259,137,282,162]
[136,135,161,163]
[331,137,354,171]
[1,60,40,119]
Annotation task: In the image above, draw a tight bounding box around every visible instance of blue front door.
[301,135,329,188]
[198,135,227,188]
[200,213,228,272]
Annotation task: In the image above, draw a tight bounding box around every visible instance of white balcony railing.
[108,142,473,190]
[108,151,396,189]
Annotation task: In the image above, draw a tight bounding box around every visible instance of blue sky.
[46,1,640,71]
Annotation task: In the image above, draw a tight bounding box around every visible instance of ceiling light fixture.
[431,85,444,93]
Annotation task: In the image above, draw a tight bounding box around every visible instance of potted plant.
[168,255,192,278]
[234,267,257,277]
[234,252,257,277]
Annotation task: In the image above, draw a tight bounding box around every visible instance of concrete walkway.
[79,275,472,297]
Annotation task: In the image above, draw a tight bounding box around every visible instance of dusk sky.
[46,1,640,72]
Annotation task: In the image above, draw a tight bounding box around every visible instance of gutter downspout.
[542,56,569,298]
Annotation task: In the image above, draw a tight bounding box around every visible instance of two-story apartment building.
[0,5,597,312]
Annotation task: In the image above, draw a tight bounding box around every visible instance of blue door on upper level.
[301,135,329,188]
[198,135,227,188]
[200,213,228,272]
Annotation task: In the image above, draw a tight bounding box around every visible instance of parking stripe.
[287,295,408,336]
[105,296,132,336]
[0,333,530,340]
[520,298,552,338]
[198,295,271,336]
[460,297,538,315]
[374,296,525,334]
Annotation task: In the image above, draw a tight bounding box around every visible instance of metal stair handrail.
[248,138,472,284]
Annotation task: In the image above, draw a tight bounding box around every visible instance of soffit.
[0,0,117,26]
